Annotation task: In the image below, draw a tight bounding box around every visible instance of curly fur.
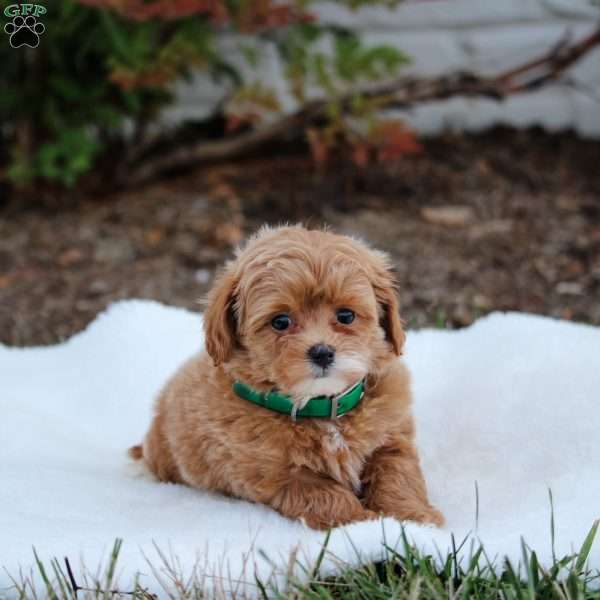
[131,225,443,529]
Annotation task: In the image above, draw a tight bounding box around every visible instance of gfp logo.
[4,4,46,48]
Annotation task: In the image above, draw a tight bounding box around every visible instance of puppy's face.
[204,227,405,405]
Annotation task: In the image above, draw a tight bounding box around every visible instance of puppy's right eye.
[271,314,292,331]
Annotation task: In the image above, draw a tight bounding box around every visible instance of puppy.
[131,225,443,530]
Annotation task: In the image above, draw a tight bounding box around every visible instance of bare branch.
[124,25,600,186]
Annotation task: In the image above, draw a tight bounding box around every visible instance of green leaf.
[575,519,599,574]
[99,10,132,64]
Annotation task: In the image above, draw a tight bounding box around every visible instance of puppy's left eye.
[271,314,292,331]
[336,308,355,325]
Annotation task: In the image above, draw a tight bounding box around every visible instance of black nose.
[307,344,335,369]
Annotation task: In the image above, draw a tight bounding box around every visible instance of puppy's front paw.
[387,505,445,528]
[303,506,378,530]
[421,506,445,527]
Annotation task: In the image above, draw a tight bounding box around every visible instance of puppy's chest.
[320,422,347,452]
[317,422,370,493]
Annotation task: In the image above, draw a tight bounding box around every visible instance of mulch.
[1,127,599,346]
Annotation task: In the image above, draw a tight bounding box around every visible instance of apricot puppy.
[131,225,443,530]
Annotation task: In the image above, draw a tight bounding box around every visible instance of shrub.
[0,0,410,188]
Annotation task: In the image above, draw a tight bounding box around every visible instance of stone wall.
[163,0,600,137]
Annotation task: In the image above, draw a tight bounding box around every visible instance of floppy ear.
[203,268,238,366]
[371,259,406,356]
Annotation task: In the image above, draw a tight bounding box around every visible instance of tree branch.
[124,25,600,186]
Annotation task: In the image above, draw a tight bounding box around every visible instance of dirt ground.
[1,127,599,347]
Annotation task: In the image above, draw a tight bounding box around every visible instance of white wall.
[164,0,600,137]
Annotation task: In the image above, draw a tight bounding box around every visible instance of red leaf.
[307,129,330,166]
[352,142,370,168]
[370,120,423,161]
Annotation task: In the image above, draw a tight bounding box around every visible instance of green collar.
[232,379,365,420]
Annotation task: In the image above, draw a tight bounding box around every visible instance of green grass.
[287,522,600,600]
[4,521,599,599]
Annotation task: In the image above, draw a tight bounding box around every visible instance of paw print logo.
[4,15,45,48]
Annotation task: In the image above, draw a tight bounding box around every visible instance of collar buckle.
[330,395,339,419]
[328,379,364,419]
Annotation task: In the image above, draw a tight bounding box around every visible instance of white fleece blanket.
[1,301,599,596]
